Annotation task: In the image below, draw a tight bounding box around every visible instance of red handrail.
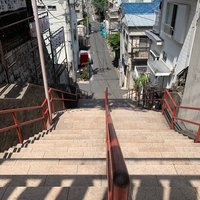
[104,88,130,200]
[162,89,200,143]
[0,86,86,144]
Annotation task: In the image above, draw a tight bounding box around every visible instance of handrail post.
[11,112,23,144]
[51,90,55,114]
[61,93,65,110]
[41,107,47,130]
[162,90,166,114]
[170,105,176,129]
[195,126,200,143]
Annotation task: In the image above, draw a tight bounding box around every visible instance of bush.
[80,66,89,80]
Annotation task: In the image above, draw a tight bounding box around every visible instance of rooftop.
[122,14,156,27]
[120,0,160,15]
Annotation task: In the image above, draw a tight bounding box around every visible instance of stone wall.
[0,38,55,85]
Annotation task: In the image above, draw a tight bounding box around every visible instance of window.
[164,3,178,35]
[163,51,167,62]
[38,5,45,10]
[139,36,149,48]
[164,3,189,44]
[47,5,56,10]
[126,34,128,42]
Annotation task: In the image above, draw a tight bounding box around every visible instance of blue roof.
[121,0,160,15]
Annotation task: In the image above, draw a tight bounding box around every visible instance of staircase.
[1,98,200,199]
[0,100,107,200]
[109,100,200,200]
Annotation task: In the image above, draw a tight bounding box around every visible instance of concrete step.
[128,186,200,200]
[6,146,106,153]
[1,149,106,159]
[127,164,200,176]
[0,158,106,166]
[0,186,107,200]
[118,138,193,143]
[0,175,107,187]
[112,123,169,130]
[0,163,106,175]
[49,129,106,134]
[55,123,105,130]
[120,142,199,149]
[39,134,105,140]
[116,132,189,139]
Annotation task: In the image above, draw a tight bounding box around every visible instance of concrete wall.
[160,0,197,87]
[178,16,200,132]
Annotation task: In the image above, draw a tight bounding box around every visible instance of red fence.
[0,87,87,144]
[162,89,200,143]
[104,88,130,200]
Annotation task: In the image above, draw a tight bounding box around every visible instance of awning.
[147,60,171,76]
[145,30,163,46]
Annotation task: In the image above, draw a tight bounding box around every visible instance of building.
[119,1,160,88]
[176,0,200,132]
[105,8,119,35]
[37,0,80,82]
[106,0,154,37]
[146,0,198,90]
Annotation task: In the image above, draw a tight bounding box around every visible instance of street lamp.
[31,0,52,123]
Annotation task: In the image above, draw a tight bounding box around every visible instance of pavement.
[78,28,127,100]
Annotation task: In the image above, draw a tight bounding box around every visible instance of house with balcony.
[105,8,119,35]
[146,0,198,90]
[106,0,155,36]
[119,1,160,88]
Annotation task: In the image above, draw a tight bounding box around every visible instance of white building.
[119,1,160,88]
[146,0,199,90]
[37,0,80,82]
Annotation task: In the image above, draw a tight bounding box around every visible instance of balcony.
[147,60,171,77]
[130,47,149,60]
[107,8,119,19]
[145,30,163,46]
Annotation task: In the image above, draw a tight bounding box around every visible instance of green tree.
[107,33,120,52]
[108,33,120,66]
[133,74,149,104]
[92,0,108,20]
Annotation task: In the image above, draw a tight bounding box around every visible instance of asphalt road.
[78,22,126,100]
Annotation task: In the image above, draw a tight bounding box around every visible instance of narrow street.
[78,23,126,99]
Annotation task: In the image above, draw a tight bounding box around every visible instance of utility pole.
[31,0,52,123]
[68,0,77,82]
[61,0,77,83]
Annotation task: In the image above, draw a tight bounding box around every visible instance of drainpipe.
[31,0,52,123]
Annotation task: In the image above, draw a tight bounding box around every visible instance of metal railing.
[104,88,130,200]
[0,87,87,144]
[162,89,200,143]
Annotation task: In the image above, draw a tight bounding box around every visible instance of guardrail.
[0,86,87,144]
[104,88,130,200]
[162,89,200,143]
